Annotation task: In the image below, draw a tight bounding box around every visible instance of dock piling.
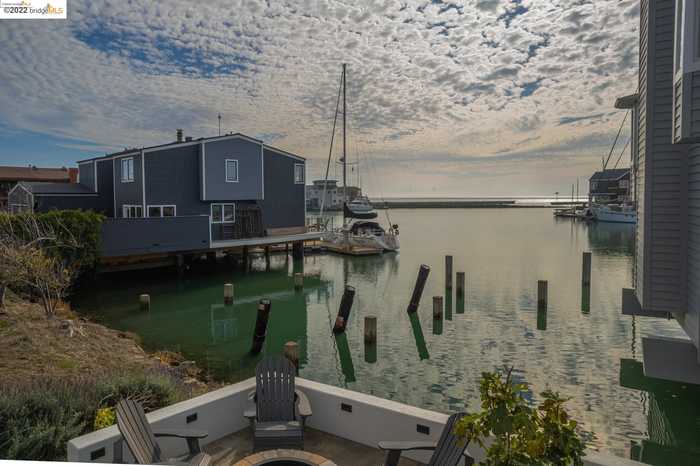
[445,255,453,291]
[432,296,444,319]
[407,265,431,313]
[333,285,356,333]
[283,341,300,373]
[139,294,150,311]
[581,252,592,314]
[292,241,304,261]
[224,283,234,305]
[364,316,377,344]
[537,280,548,330]
[250,299,271,355]
[294,272,304,290]
[456,272,465,314]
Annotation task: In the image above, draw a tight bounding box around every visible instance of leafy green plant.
[454,368,587,465]
[93,407,116,430]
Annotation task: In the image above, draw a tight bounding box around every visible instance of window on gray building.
[294,164,305,184]
[225,159,239,182]
[121,157,134,183]
[147,205,176,217]
[211,203,235,223]
[122,204,142,218]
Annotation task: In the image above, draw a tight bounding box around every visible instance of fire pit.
[233,449,337,466]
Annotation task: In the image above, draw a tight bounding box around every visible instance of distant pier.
[318,199,588,209]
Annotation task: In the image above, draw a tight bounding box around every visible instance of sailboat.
[320,64,399,253]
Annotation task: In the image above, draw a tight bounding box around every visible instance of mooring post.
[292,241,304,261]
[364,316,377,344]
[537,280,548,330]
[445,255,453,291]
[250,299,272,355]
[581,252,592,314]
[456,272,465,314]
[294,272,304,290]
[407,264,431,313]
[283,341,300,373]
[333,285,356,333]
[224,283,234,305]
[139,294,150,311]
[432,296,443,319]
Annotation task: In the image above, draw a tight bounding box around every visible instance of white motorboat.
[592,203,636,224]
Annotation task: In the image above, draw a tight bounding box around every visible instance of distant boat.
[344,196,377,219]
[592,203,636,224]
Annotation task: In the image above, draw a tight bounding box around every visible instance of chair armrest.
[154,429,208,439]
[377,440,437,452]
[294,389,312,418]
[247,390,255,401]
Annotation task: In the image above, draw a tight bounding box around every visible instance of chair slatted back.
[255,356,296,423]
[428,412,468,466]
[116,399,161,465]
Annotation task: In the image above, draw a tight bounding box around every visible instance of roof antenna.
[218,114,222,136]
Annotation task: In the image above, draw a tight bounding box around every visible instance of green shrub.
[0,373,187,461]
[454,368,588,466]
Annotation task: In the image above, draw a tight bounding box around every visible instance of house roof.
[614,94,639,109]
[77,133,305,163]
[0,166,75,182]
[17,181,96,195]
[590,169,630,182]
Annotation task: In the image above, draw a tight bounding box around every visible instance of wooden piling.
[333,285,356,333]
[407,265,430,313]
[224,283,234,305]
[456,272,465,298]
[432,296,443,319]
[139,294,150,311]
[581,252,591,314]
[283,341,299,373]
[250,299,271,355]
[364,316,377,344]
[445,255,453,291]
[292,241,304,260]
[294,272,304,290]
[537,280,547,330]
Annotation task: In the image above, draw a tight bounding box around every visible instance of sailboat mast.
[342,63,347,223]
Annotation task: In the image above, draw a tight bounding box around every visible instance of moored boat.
[592,203,636,224]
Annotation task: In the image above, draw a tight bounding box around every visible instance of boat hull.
[592,206,636,224]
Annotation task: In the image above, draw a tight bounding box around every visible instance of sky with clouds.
[0,0,639,197]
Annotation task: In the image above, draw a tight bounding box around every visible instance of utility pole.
[218,114,222,136]
[342,63,347,224]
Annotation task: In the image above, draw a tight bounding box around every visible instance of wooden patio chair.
[378,412,473,466]
[243,355,312,451]
[116,399,211,466]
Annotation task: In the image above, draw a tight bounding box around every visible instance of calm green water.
[72,209,700,465]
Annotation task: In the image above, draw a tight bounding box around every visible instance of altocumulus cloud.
[0,0,638,196]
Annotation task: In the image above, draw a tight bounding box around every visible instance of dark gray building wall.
[201,138,263,201]
[687,145,700,350]
[258,148,305,230]
[144,145,208,216]
[101,215,210,257]
[96,159,114,216]
[114,152,143,217]
[78,161,95,191]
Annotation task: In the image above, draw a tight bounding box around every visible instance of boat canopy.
[344,202,378,219]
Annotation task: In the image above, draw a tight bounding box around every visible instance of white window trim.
[122,204,143,218]
[225,159,239,183]
[121,157,135,183]
[211,203,236,224]
[675,0,700,76]
[294,163,305,184]
[147,205,177,217]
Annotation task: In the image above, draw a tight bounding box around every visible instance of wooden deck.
[320,242,383,256]
[204,427,422,466]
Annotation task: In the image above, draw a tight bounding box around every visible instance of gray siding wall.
[114,153,143,217]
[144,145,208,216]
[637,0,649,301]
[95,159,114,216]
[78,161,95,191]
[201,138,263,201]
[101,215,210,257]
[687,144,700,351]
[258,148,305,230]
[673,70,700,143]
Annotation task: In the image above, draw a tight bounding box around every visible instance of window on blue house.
[225,159,238,182]
[294,163,305,184]
[211,203,235,223]
[121,157,134,183]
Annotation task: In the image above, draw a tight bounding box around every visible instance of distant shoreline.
[308,199,586,210]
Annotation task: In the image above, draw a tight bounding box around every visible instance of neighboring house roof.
[590,169,630,182]
[17,181,96,195]
[76,132,305,164]
[0,166,76,182]
[615,94,639,109]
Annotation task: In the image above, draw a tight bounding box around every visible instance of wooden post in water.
[224,283,234,305]
[364,316,377,344]
[242,246,250,271]
[432,296,443,319]
[456,272,465,314]
[292,241,304,261]
[283,341,299,373]
[537,280,547,330]
[333,285,356,333]
[407,265,430,313]
[294,273,304,290]
[265,246,271,271]
[206,252,217,264]
[139,294,150,311]
[250,299,272,355]
[445,255,453,291]
[581,252,592,314]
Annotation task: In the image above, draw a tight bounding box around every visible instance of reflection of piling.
[432,316,443,335]
[445,293,453,321]
[294,273,304,290]
[242,246,249,271]
[432,296,443,319]
[407,265,430,313]
[456,272,465,314]
[409,313,430,360]
[139,294,150,311]
[250,299,271,354]
[335,332,356,383]
[333,285,356,333]
[265,246,271,271]
[445,255,453,291]
[283,341,299,373]
[364,316,377,343]
[581,252,591,314]
[224,283,234,305]
[537,280,547,330]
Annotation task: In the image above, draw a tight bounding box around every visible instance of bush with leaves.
[454,368,588,466]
